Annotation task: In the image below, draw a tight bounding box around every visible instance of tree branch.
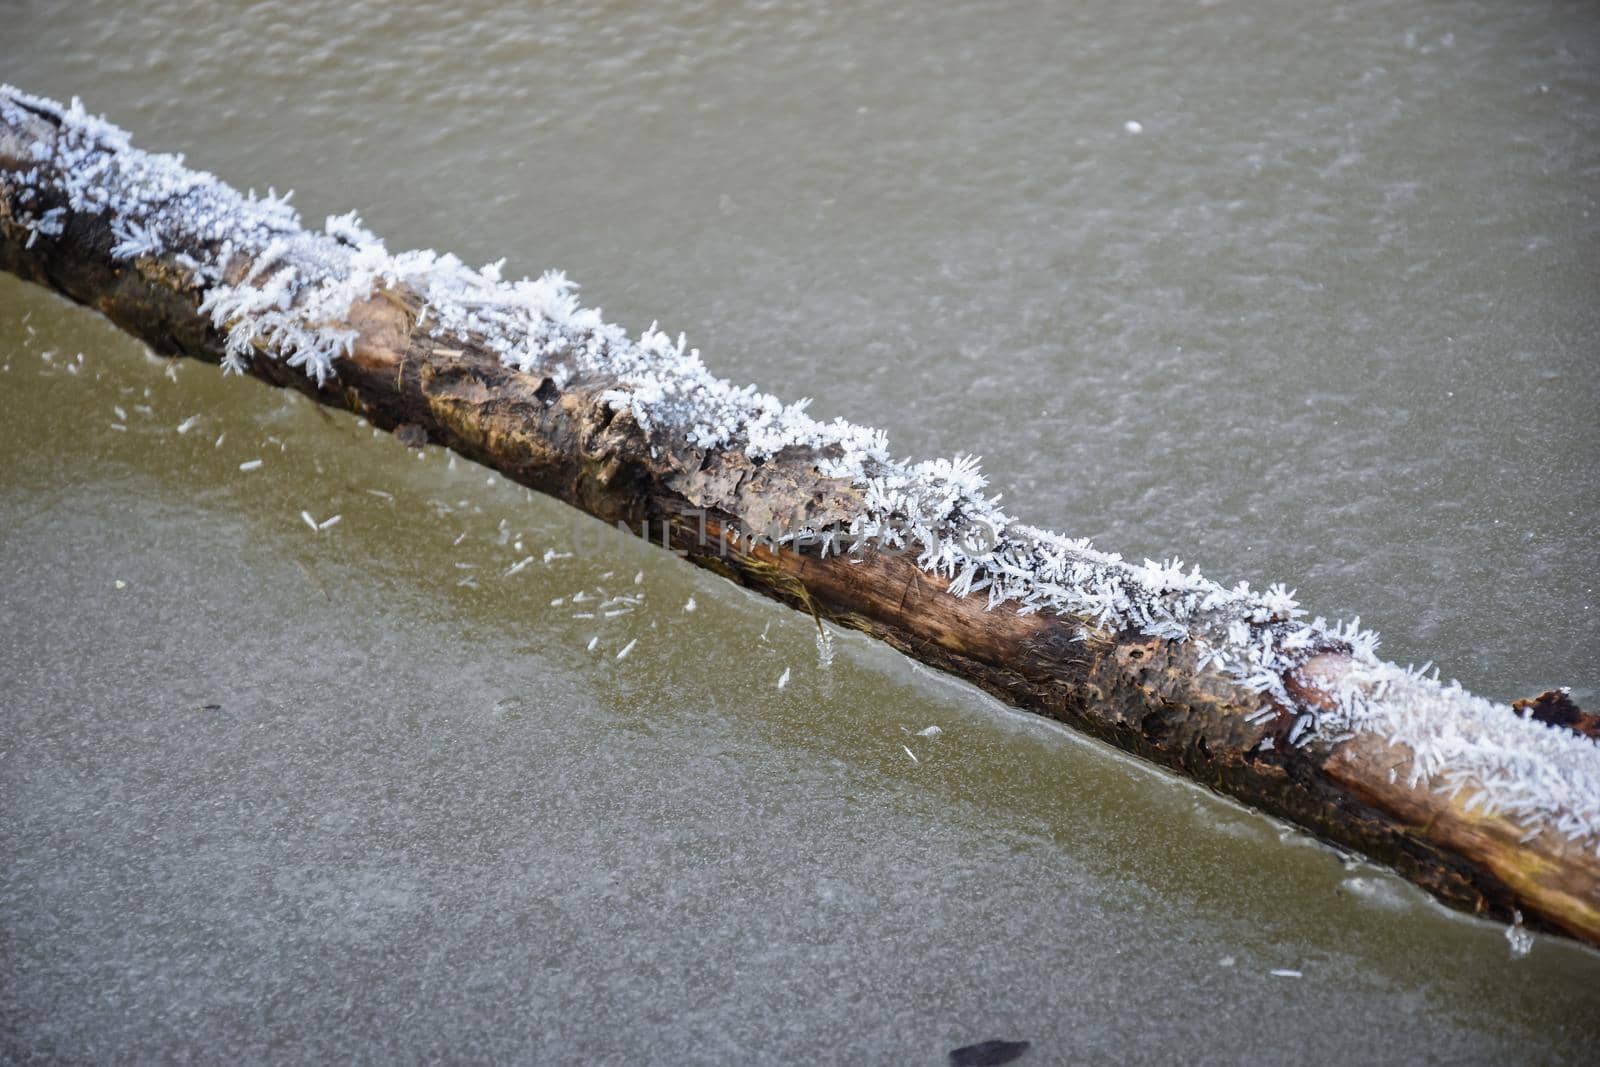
[3,85,1595,947]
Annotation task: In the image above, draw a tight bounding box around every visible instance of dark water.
[3,1,1598,1061]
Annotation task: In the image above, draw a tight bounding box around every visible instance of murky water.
[3,1,1598,1061]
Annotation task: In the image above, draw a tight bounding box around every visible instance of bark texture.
[3,92,1596,949]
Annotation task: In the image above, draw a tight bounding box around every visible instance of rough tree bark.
[3,88,1596,949]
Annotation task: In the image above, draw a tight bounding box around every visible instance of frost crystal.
[4,84,1596,852]
[1505,910,1534,958]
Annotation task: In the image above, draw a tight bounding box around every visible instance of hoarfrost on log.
[2,84,1596,856]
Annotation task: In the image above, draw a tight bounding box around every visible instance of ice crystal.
[1505,910,1534,958]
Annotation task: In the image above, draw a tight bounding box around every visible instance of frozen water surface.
[3,0,1598,1061]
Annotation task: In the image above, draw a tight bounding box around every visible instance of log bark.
[3,87,1597,949]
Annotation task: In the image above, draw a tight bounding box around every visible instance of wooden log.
[3,86,1596,948]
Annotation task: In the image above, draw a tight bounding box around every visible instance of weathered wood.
[3,86,1596,948]
[1514,690,1599,741]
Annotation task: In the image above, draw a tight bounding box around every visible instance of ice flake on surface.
[1505,910,1534,958]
